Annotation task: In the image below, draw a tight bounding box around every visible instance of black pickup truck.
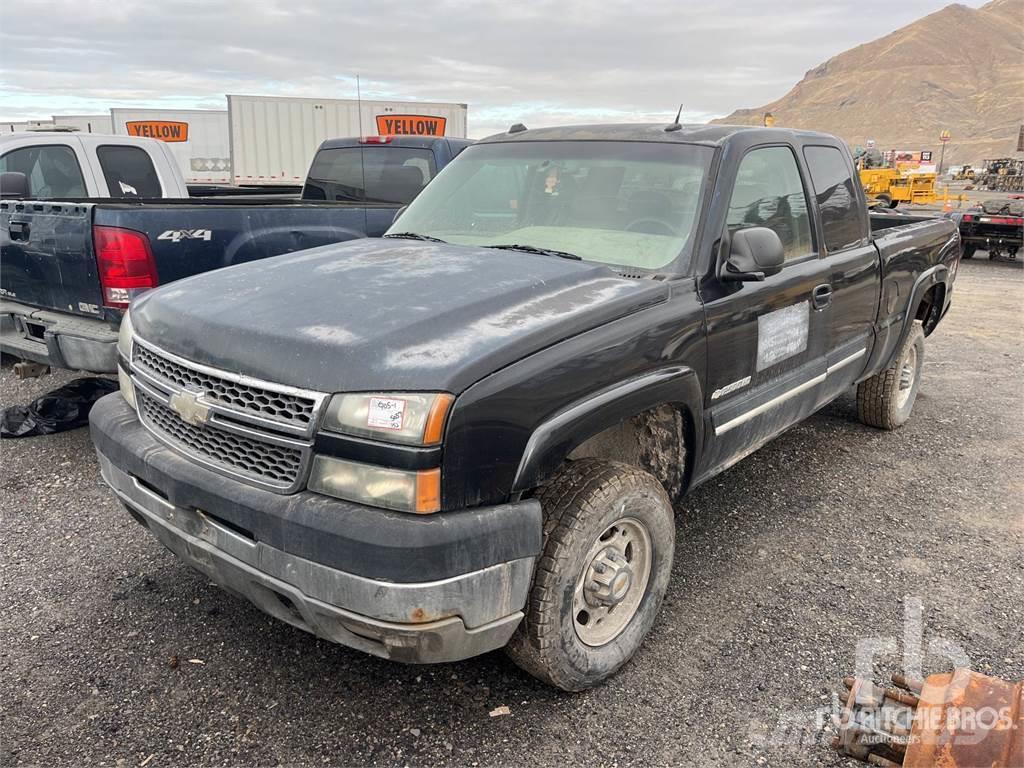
[0,135,471,372]
[90,123,959,690]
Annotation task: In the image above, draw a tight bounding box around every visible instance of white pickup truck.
[0,131,188,199]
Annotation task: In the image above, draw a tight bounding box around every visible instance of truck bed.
[0,196,401,371]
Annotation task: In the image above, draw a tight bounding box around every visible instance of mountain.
[714,0,1024,165]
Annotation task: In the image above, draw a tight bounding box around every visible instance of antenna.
[356,74,364,133]
[665,104,684,133]
[356,74,368,200]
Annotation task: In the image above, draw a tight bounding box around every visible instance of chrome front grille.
[137,391,304,486]
[133,343,316,428]
[129,339,326,493]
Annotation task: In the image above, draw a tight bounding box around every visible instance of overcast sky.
[0,0,985,138]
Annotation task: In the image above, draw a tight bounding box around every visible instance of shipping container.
[0,119,55,134]
[51,114,113,134]
[111,108,230,184]
[226,95,468,186]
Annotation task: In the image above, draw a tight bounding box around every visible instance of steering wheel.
[625,218,678,236]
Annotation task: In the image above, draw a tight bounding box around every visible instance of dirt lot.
[1,256,1021,768]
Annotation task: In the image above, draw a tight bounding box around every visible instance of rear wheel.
[962,244,977,259]
[876,193,892,208]
[857,321,925,430]
[506,459,675,691]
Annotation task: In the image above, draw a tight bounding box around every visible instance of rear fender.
[223,224,367,266]
[866,263,950,381]
[902,264,949,341]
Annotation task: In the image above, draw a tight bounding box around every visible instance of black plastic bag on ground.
[1,377,118,438]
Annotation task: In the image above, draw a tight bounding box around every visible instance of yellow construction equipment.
[859,167,937,208]
[953,165,975,181]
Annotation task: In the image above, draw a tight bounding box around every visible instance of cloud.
[0,0,985,138]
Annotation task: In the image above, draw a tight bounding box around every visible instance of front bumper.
[91,394,542,663]
[0,300,118,372]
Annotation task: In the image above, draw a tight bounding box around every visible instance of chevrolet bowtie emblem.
[169,389,212,427]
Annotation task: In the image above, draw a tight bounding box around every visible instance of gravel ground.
[1,257,1021,768]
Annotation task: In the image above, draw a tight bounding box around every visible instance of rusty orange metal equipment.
[834,668,1023,767]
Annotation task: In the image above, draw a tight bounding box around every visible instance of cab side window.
[803,145,868,252]
[96,145,162,198]
[0,145,87,198]
[726,146,813,261]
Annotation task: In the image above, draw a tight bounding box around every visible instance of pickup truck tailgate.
[1,201,103,316]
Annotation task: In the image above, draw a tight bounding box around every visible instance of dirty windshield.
[388,140,713,272]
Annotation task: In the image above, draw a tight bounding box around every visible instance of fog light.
[307,456,440,514]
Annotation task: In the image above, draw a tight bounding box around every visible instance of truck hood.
[130,238,669,393]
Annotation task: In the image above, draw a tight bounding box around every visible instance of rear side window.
[726,146,814,262]
[803,146,867,252]
[303,147,437,204]
[96,145,162,198]
[0,145,86,198]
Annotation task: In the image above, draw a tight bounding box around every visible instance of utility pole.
[938,129,951,176]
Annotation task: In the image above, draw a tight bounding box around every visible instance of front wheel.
[505,459,675,691]
[857,321,925,430]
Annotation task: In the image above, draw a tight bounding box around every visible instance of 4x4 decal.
[158,229,213,243]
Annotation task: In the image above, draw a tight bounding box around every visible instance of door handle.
[8,221,29,241]
[812,284,833,309]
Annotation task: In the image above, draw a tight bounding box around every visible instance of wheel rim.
[896,345,918,409]
[572,515,653,647]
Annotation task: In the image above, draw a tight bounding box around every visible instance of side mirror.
[0,172,29,200]
[392,205,408,224]
[721,227,785,282]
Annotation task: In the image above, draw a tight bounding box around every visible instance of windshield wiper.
[384,232,448,243]
[484,243,582,261]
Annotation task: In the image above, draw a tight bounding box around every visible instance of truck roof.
[476,123,840,147]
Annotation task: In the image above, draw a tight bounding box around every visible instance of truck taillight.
[962,214,973,222]
[93,226,158,309]
[358,136,393,144]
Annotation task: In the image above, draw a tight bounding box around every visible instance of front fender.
[511,366,704,495]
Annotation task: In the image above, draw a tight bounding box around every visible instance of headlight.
[307,456,440,514]
[321,392,453,446]
[117,308,134,360]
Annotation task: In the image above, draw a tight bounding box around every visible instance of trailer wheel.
[505,459,675,691]
[857,321,925,430]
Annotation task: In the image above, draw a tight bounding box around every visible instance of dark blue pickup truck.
[0,134,471,372]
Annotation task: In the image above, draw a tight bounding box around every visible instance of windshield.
[387,140,714,272]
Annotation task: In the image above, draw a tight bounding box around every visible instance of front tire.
[857,321,925,430]
[506,459,675,691]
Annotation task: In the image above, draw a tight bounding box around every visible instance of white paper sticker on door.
[756,302,809,371]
